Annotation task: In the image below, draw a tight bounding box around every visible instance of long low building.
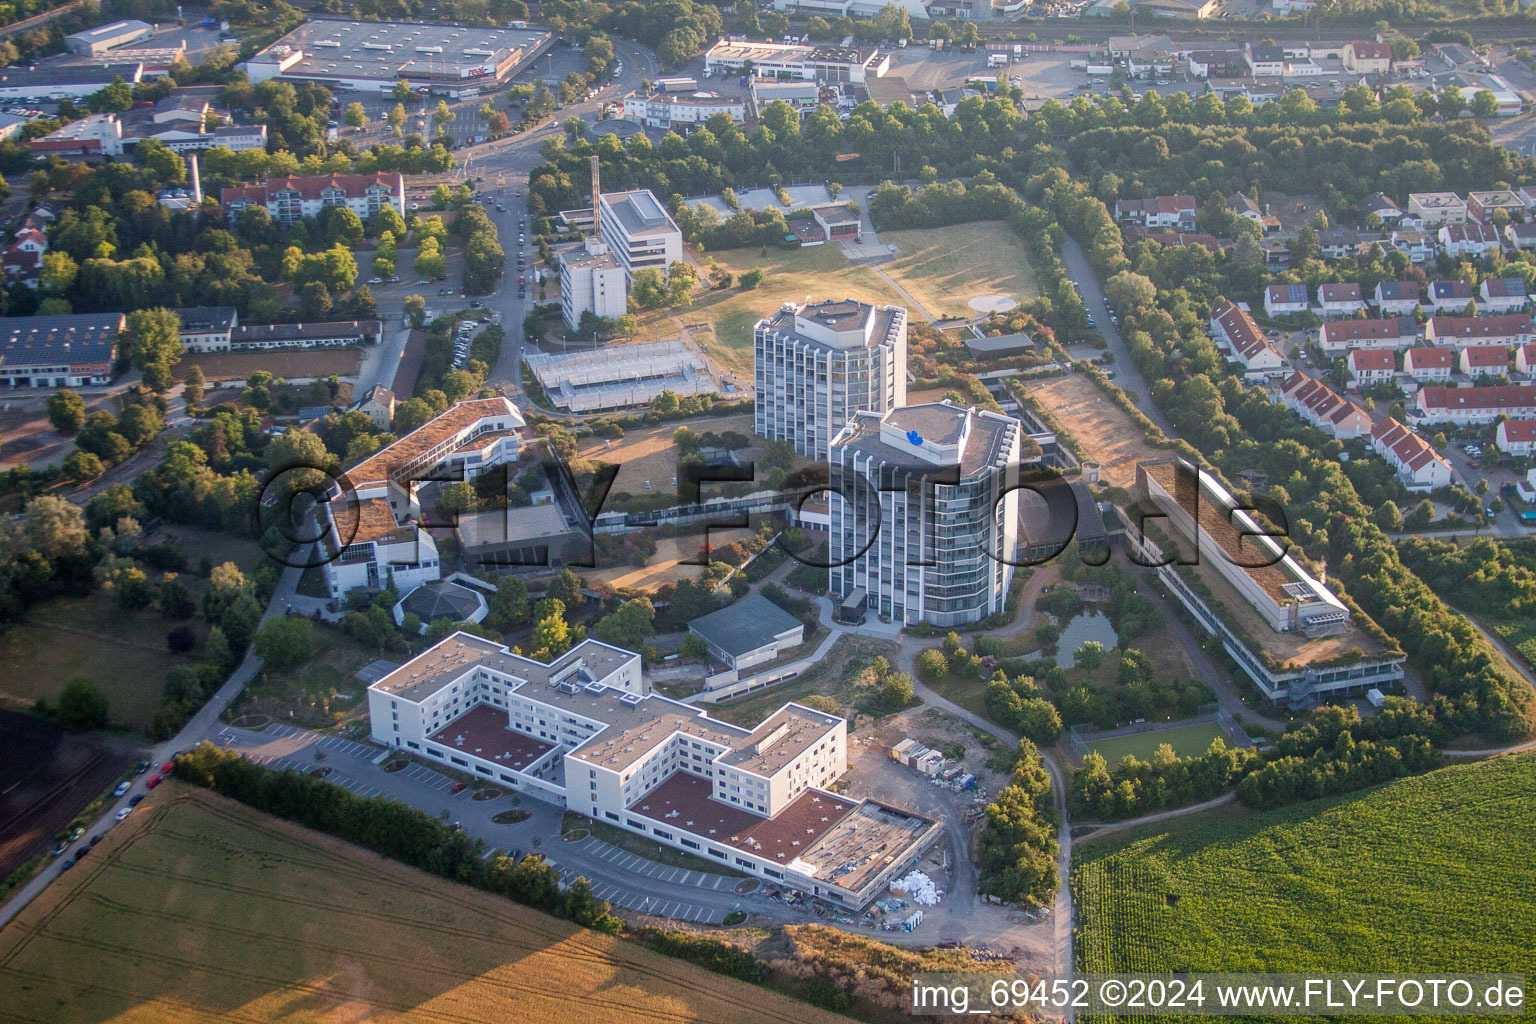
[0,63,143,101]
[368,632,941,909]
[1416,384,1536,424]
[244,18,554,98]
[617,91,744,131]
[703,38,888,84]
[687,593,805,673]
[221,172,405,226]
[228,319,382,351]
[0,312,124,388]
[1127,458,1404,708]
[525,339,718,413]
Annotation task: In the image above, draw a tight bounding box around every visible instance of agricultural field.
[0,786,845,1024]
[1074,754,1536,987]
[630,245,906,382]
[878,223,1040,321]
[0,591,207,732]
[1080,721,1230,766]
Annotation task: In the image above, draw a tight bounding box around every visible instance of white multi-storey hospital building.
[368,632,940,908]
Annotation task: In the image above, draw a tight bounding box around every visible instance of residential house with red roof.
[1425,314,1532,349]
[1371,418,1452,490]
[1459,346,1510,378]
[1403,346,1455,383]
[1416,384,1536,424]
[1318,282,1367,317]
[1263,282,1309,318]
[1112,194,1197,231]
[1277,372,1373,438]
[1478,276,1529,313]
[1319,316,1417,354]
[1347,349,1397,388]
[1371,281,1421,316]
[1210,300,1284,375]
[1438,223,1503,259]
[1496,418,1536,455]
[1343,40,1392,73]
[1517,342,1536,377]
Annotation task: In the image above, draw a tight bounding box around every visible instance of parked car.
[451,781,468,793]
[115,807,132,821]
[113,781,130,797]
[146,774,163,789]
[135,760,151,775]
[129,793,145,807]
[161,762,173,774]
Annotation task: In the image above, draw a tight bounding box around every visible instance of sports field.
[632,245,905,382]
[0,787,844,1024]
[878,223,1040,320]
[1073,753,1536,981]
[1083,722,1229,766]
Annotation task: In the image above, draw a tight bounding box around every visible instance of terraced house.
[220,171,405,226]
[368,633,941,909]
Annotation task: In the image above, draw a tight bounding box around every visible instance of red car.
[146,774,163,789]
[160,762,173,774]
[451,781,468,793]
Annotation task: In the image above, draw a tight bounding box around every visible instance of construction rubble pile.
[890,870,942,906]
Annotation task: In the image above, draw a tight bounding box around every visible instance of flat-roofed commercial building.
[830,402,1027,627]
[368,631,940,908]
[754,299,907,460]
[687,594,805,672]
[704,38,889,84]
[617,91,744,131]
[1126,458,1405,707]
[597,189,683,279]
[244,18,555,97]
[558,240,627,331]
[65,19,153,56]
[0,312,123,388]
[0,63,143,101]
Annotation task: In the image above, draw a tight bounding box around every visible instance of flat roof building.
[830,402,1028,627]
[525,339,718,413]
[755,299,908,460]
[687,594,805,673]
[598,189,683,280]
[704,38,889,85]
[0,63,143,101]
[245,18,555,97]
[368,631,940,909]
[65,19,153,57]
[0,312,123,388]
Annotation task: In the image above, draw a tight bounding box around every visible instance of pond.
[1055,611,1119,669]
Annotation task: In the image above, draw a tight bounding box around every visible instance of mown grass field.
[1074,754,1536,993]
[0,786,844,1024]
[0,591,206,731]
[631,245,905,382]
[878,223,1040,320]
[1083,722,1229,766]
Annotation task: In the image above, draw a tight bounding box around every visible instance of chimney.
[589,153,601,242]
[188,152,202,206]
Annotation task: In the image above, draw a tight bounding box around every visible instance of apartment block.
[1407,192,1468,228]
[598,189,683,280]
[754,299,907,460]
[221,172,405,226]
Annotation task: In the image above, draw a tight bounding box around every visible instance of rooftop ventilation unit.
[620,693,643,706]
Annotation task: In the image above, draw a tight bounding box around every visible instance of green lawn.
[632,244,906,381]
[231,623,383,729]
[1082,721,1230,766]
[0,591,207,731]
[878,222,1040,320]
[1074,753,1536,983]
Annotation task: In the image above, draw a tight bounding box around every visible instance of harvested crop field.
[170,348,362,382]
[0,786,844,1024]
[1024,374,1167,488]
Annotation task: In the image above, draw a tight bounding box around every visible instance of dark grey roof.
[688,593,803,658]
[964,332,1034,355]
[400,580,484,623]
[0,63,140,89]
[172,306,237,332]
[231,320,381,342]
[0,312,123,371]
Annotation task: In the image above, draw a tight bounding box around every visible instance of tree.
[679,632,709,659]
[183,365,205,407]
[344,101,368,129]
[254,616,315,672]
[916,648,949,681]
[266,427,332,501]
[48,389,86,432]
[414,237,447,279]
[63,449,105,481]
[739,268,764,289]
[1472,89,1499,118]
[665,260,698,307]
[403,294,427,327]
[881,671,915,709]
[629,268,667,309]
[432,100,456,135]
[530,602,574,661]
[58,676,109,730]
[41,250,78,293]
[487,575,531,631]
[126,308,184,391]
[594,597,656,650]
[387,102,406,134]
[1438,85,1466,119]
[548,568,585,609]
[1104,270,1156,311]
[26,494,87,558]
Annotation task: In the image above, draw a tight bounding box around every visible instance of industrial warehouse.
[243,18,555,96]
